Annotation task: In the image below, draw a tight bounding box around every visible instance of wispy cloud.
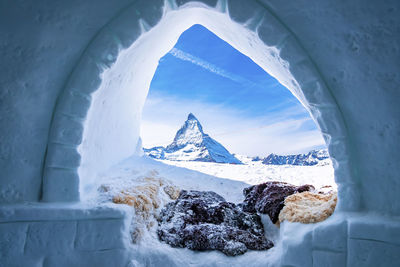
[141,94,326,156]
[169,48,249,85]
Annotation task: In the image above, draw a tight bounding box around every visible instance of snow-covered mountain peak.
[187,112,199,122]
[145,113,242,164]
[262,148,330,166]
[168,113,205,149]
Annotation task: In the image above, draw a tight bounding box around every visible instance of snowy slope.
[96,156,249,205]
[144,113,242,164]
[155,157,335,190]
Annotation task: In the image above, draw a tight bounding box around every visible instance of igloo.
[0,0,399,266]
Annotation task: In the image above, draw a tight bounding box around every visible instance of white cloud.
[140,94,326,156]
[169,48,249,85]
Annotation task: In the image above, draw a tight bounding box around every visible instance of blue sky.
[141,25,325,156]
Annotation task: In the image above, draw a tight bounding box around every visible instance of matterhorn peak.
[180,113,204,135]
[144,113,242,164]
[187,112,197,121]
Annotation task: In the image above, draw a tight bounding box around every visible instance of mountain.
[144,113,242,164]
[262,149,329,166]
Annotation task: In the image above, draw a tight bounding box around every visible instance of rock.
[240,181,314,224]
[163,185,180,200]
[278,191,337,225]
[316,185,335,194]
[157,190,273,256]
[111,176,179,242]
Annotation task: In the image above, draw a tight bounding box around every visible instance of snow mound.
[278,191,337,225]
[144,113,241,164]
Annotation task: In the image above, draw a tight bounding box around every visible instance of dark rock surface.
[240,181,315,223]
[157,190,273,256]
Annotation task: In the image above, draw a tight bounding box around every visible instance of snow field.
[157,157,335,190]
[92,155,336,266]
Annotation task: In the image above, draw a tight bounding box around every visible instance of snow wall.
[0,0,399,266]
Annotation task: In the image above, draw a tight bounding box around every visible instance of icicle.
[138,19,151,34]
[245,11,265,32]
[215,0,228,14]
[163,0,178,16]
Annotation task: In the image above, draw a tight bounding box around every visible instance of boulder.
[111,176,179,242]
[240,181,314,223]
[278,191,337,224]
[157,190,273,256]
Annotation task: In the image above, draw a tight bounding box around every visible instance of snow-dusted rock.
[163,185,180,200]
[278,191,337,224]
[111,175,179,242]
[240,181,314,223]
[262,149,330,166]
[144,113,242,164]
[157,190,273,256]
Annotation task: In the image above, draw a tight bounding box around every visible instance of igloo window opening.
[41,3,352,265]
[89,24,337,257]
[141,24,336,191]
[5,1,399,266]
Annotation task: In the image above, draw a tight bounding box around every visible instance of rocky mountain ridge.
[144,113,242,164]
[260,149,329,166]
[144,113,329,166]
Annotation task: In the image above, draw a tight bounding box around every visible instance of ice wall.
[0,0,399,266]
[1,0,399,212]
[0,0,398,213]
[264,0,400,215]
[0,0,135,203]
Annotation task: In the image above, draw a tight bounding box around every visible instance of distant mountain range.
[144,113,329,166]
[144,113,242,164]
[258,149,329,166]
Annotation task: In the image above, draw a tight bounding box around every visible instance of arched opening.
[42,1,356,209]
[141,24,335,189]
[44,2,356,205]
[40,1,359,264]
